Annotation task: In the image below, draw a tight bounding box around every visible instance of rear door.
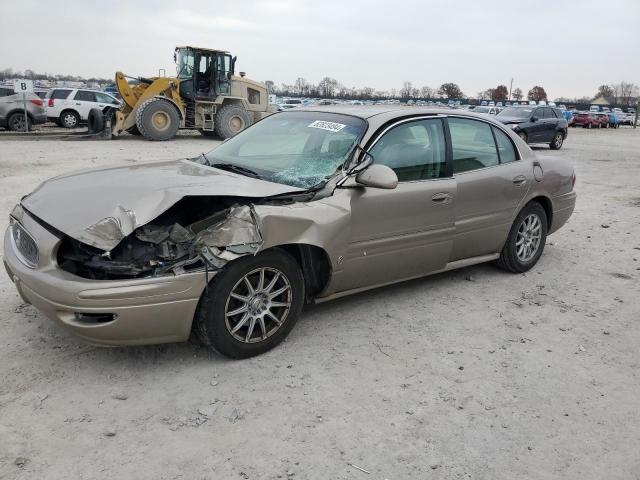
[46,89,73,118]
[447,117,530,261]
[335,117,456,292]
[540,107,558,141]
[72,90,97,120]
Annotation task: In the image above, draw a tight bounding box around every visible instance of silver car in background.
[0,86,47,131]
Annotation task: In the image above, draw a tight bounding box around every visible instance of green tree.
[438,82,464,99]
[527,86,548,102]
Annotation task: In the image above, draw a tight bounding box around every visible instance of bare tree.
[512,88,523,101]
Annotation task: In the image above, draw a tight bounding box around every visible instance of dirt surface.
[0,128,639,480]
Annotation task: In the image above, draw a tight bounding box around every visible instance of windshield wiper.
[211,163,261,179]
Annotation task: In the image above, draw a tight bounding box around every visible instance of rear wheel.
[549,132,563,150]
[495,202,548,273]
[194,249,304,358]
[7,112,30,132]
[135,98,180,141]
[59,110,79,129]
[215,104,251,139]
[586,123,592,129]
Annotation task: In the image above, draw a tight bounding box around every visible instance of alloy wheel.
[516,214,542,262]
[10,114,26,131]
[553,133,562,148]
[224,267,292,343]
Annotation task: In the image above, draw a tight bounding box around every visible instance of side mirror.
[355,164,398,189]
[530,116,538,122]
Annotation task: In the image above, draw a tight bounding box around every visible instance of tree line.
[265,78,558,103]
[0,68,111,85]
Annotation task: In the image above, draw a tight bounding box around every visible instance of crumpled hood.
[21,159,304,251]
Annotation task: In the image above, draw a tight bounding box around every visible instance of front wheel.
[194,249,305,358]
[549,132,563,150]
[135,98,180,141]
[495,202,548,273]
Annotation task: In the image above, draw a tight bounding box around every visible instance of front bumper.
[4,210,209,346]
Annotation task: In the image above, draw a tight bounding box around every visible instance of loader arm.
[112,72,185,135]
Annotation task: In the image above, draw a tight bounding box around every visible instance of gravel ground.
[0,127,639,480]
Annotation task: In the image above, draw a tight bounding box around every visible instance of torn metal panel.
[194,205,262,253]
[21,159,304,251]
[85,206,137,245]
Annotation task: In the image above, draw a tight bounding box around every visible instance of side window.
[492,127,518,164]
[369,119,447,181]
[0,87,14,97]
[74,90,96,102]
[543,107,555,119]
[51,89,71,100]
[95,92,117,104]
[448,118,499,173]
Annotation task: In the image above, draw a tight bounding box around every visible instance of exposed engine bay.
[57,196,269,280]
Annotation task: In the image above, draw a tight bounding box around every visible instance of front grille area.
[11,219,39,268]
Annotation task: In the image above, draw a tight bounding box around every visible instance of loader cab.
[175,46,235,101]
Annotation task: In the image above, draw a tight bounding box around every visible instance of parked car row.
[0,84,122,130]
[572,111,629,129]
[495,105,568,150]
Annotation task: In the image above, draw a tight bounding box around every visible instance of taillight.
[48,98,54,107]
[30,99,43,106]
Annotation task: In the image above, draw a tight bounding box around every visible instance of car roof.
[289,105,514,138]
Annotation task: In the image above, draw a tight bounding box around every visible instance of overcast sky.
[1,0,639,98]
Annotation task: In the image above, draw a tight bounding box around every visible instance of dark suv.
[496,106,568,150]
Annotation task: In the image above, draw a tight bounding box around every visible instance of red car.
[573,112,600,129]
[594,112,610,128]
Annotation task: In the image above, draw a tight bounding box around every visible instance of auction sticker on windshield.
[308,120,346,132]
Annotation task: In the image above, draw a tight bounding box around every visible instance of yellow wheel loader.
[107,46,275,141]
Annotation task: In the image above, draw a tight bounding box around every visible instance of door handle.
[512,175,527,186]
[431,192,452,203]
[75,102,81,105]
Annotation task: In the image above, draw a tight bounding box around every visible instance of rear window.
[51,89,72,99]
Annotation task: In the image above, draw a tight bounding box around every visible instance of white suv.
[45,88,121,128]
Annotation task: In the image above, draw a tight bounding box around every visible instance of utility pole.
[509,78,513,101]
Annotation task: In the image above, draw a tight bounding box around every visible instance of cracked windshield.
[198,112,366,188]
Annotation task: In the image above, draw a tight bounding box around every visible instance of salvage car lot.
[0,128,639,478]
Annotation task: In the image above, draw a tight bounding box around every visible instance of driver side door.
[334,117,456,292]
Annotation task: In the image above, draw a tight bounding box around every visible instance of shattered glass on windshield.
[197,111,366,189]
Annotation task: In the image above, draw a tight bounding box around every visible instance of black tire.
[215,104,251,139]
[517,131,528,143]
[87,108,104,133]
[59,110,80,128]
[7,112,30,132]
[135,97,180,141]
[495,202,548,273]
[586,123,591,129]
[549,131,563,150]
[194,249,305,359]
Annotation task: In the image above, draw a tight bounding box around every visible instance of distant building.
[591,95,611,106]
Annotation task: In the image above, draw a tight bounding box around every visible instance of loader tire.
[215,104,251,139]
[87,108,104,133]
[136,97,180,141]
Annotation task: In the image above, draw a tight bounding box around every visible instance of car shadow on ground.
[18,260,512,370]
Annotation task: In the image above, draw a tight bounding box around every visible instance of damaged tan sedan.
[4,107,576,358]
